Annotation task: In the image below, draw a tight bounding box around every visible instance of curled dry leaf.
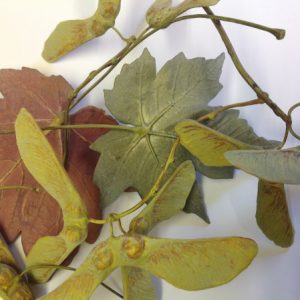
[42,235,258,300]
[42,0,121,62]
[175,119,251,167]
[256,180,294,247]
[146,0,220,28]
[0,69,108,258]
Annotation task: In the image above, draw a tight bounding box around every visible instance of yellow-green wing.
[129,236,258,291]
[176,119,251,167]
[42,0,121,62]
[122,267,156,300]
[15,108,88,283]
[41,240,118,300]
[123,160,195,299]
[256,180,294,247]
[44,234,257,299]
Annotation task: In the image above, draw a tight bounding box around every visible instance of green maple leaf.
[91,49,225,220]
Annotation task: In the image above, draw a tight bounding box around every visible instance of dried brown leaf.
[0,68,70,246]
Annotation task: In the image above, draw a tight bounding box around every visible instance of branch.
[203,7,290,126]
[172,14,285,40]
[197,98,264,122]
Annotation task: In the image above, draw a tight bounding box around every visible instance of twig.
[288,102,300,140]
[0,185,39,192]
[101,282,124,299]
[197,98,264,122]
[203,7,290,126]
[276,122,290,149]
[172,14,285,40]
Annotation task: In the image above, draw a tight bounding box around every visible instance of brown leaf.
[0,68,114,256]
[0,67,70,245]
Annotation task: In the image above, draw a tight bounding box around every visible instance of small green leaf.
[256,180,294,247]
[146,0,220,28]
[42,0,121,62]
[15,108,88,283]
[176,120,251,167]
[225,149,300,184]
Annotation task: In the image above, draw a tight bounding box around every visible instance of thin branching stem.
[172,14,285,39]
[288,102,300,140]
[55,8,291,170]
[59,10,288,159]
[0,185,39,192]
[46,123,140,133]
[111,26,133,44]
[276,122,291,149]
[197,98,264,122]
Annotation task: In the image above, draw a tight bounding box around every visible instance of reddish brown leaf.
[0,68,115,257]
[0,68,70,245]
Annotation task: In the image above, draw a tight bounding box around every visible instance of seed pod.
[15,109,89,283]
[42,235,258,299]
[0,237,33,300]
[42,0,121,62]
[146,0,220,28]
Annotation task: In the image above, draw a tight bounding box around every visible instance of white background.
[1,1,300,299]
